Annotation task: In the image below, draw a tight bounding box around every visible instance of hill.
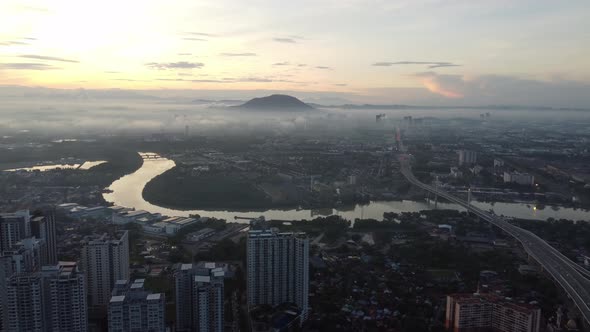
[237,94,313,110]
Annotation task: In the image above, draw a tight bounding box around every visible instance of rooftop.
[124,210,149,217]
[108,205,128,211]
[449,293,539,313]
[172,217,196,225]
[110,279,165,303]
[81,230,128,244]
[195,275,211,283]
[85,206,106,212]
[248,229,307,239]
[110,295,125,303]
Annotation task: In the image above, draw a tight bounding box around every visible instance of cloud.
[373,61,460,69]
[155,78,213,82]
[334,83,348,86]
[273,62,290,66]
[186,32,216,37]
[146,61,204,70]
[190,79,228,83]
[273,35,305,43]
[153,76,306,84]
[274,38,296,43]
[183,37,207,41]
[220,52,257,57]
[177,53,192,56]
[156,78,233,83]
[0,40,29,46]
[234,77,307,84]
[297,64,307,67]
[429,63,461,69]
[104,71,121,74]
[0,63,57,70]
[20,54,79,63]
[239,77,273,82]
[111,78,149,82]
[15,5,48,12]
[416,72,464,98]
[414,72,590,107]
[316,66,332,70]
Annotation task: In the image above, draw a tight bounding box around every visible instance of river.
[103,153,590,222]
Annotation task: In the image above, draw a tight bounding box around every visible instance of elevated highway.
[400,158,590,324]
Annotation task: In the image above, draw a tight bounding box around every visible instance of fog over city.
[2,87,589,135]
[1,1,590,331]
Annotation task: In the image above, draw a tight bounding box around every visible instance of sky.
[1,0,590,106]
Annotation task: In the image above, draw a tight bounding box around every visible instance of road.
[399,157,590,324]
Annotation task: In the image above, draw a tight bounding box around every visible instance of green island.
[142,167,273,210]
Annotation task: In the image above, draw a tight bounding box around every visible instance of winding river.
[103,153,590,222]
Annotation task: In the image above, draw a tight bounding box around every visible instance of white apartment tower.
[80,231,129,307]
[108,279,165,332]
[0,237,44,332]
[6,272,44,332]
[503,171,535,186]
[0,210,31,252]
[247,228,309,322]
[175,263,225,332]
[458,150,478,165]
[41,262,88,332]
[5,262,87,332]
[3,237,45,273]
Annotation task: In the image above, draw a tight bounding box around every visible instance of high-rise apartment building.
[0,210,31,251]
[503,171,535,186]
[445,293,541,332]
[6,272,44,332]
[4,262,87,332]
[458,150,478,165]
[108,279,165,332]
[0,237,45,332]
[41,262,88,332]
[247,228,309,322]
[31,213,57,265]
[2,237,45,273]
[80,231,129,307]
[175,263,225,332]
[0,256,8,332]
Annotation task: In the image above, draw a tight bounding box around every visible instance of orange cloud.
[421,76,463,98]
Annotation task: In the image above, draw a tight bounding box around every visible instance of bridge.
[399,156,590,324]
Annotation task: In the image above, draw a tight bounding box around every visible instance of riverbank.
[103,153,590,222]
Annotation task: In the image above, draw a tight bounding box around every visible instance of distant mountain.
[237,94,313,110]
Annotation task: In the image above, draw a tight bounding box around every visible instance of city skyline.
[1,0,590,107]
[1,2,590,331]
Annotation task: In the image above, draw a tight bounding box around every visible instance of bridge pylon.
[434,176,439,209]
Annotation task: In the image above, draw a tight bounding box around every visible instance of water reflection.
[79,160,107,170]
[103,153,590,222]
[5,160,107,172]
